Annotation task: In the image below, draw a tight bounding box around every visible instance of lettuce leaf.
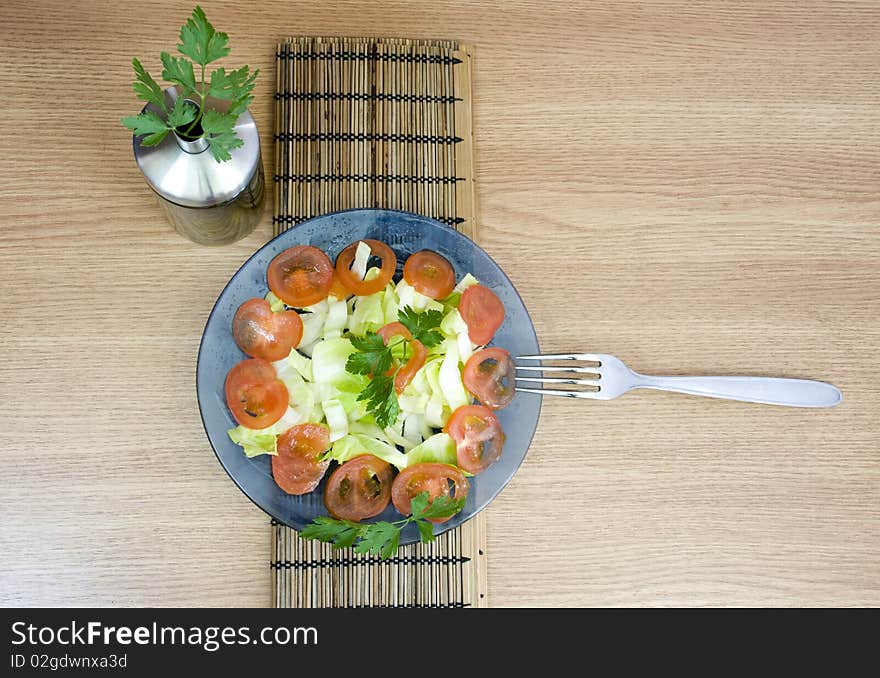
[439,339,470,411]
[349,290,385,335]
[324,433,409,470]
[323,298,349,338]
[311,337,356,386]
[351,241,371,281]
[227,426,278,458]
[453,273,479,294]
[406,432,457,466]
[322,398,349,442]
[226,406,305,458]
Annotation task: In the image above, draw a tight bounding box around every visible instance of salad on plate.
[223,238,515,557]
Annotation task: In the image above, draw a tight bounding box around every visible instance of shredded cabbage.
[323,299,348,338]
[226,407,305,458]
[453,273,479,294]
[299,311,327,352]
[311,337,356,385]
[396,279,443,313]
[351,241,371,281]
[349,290,385,335]
[265,291,286,312]
[322,398,349,442]
[439,339,470,411]
[287,349,313,381]
[325,433,409,470]
[383,424,417,451]
[382,282,399,325]
[406,432,457,466]
[227,426,277,458]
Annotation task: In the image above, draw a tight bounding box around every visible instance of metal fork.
[515,353,842,407]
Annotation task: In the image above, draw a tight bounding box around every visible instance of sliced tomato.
[267,245,334,308]
[444,404,505,474]
[232,298,303,362]
[403,250,455,299]
[328,272,352,301]
[224,358,289,429]
[463,347,515,409]
[459,284,505,345]
[335,239,397,296]
[324,455,393,522]
[394,340,426,394]
[376,322,425,393]
[391,463,469,523]
[272,423,330,495]
[377,322,412,342]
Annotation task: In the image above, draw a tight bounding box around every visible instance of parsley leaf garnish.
[122,6,258,164]
[346,333,393,377]
[356,375,400,429]
[398,306,444,347]
[343,306,445,428]
[301,492,466,559]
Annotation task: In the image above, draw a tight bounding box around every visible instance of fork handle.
[633,375,842,408]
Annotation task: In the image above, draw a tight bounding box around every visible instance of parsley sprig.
[344,307,444,428]
[121,6,258,162]
[301,492,466,558]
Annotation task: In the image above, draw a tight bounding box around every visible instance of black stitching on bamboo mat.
[275,51,461,64]
[270,555,471,569]
[273,215,465,226]
[274,131,462,144]
[273,174,463,184]
[274,92,460,104]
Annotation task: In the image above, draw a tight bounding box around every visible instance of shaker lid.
[132,87,261,208]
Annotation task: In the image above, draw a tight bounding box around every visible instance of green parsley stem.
[182,77,206,137]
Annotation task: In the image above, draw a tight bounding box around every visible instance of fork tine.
[515,386,601,399]
[515,364,601,375]
[516,353,603,362]
[515,376,600,387]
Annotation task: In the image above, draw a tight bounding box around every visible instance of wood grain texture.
[0,0,878,607]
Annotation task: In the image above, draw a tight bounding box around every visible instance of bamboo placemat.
[270,37,486,608]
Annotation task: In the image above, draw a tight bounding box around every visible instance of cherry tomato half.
[391,463,469,523]
[324,455,393,521]
[232,298,303,362]
[458,284,505,346]
[458,285,504,346]
[224,358,289,429]
[444,404,505,475]
[463,347,515,409]
[377,322,412,342]
[328,272,352,301]
[267,245,334,308]
[335,239,397,296]
[272,423,331,495]
[377,322,425,393]
[403,250,455,299]
[393,340,426,394]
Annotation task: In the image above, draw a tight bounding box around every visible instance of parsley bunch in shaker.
[121,6,258,162]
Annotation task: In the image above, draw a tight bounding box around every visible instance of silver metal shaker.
[131,86,264,245]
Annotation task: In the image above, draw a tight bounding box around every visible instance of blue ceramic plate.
[197,209,541,543]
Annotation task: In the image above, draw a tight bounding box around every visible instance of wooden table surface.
[1,0,878,607]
